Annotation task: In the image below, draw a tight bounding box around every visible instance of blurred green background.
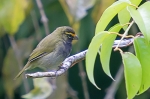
[0,0,149,99]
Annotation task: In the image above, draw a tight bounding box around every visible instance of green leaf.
[22,78,53,99]
[0,0,29,35]
[121,52,142,99]
[138,2,150,42]
[118,8,130,30]
[86,31,108,89]
[95,1,130,34]
[118,0,142,30]
[100,24,123,80]
[127,3,150,42]
[134,38,150,94]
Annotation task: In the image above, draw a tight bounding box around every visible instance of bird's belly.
[32,41,72,71]
[37,51,68,71]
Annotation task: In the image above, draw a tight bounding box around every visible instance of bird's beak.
[73,35,78,40]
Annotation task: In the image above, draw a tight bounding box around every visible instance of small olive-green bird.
[14,26,78,79]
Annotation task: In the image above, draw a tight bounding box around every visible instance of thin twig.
[114,21,134,51]
[109,32,134,38]
[78,62,90,99]
[9,36,30,92]
[75,33,90,99]
[26,50,86,78]
[30,10,42,41]
[36,0,50,35]
[26,35,143,78]
[104,65,124,99]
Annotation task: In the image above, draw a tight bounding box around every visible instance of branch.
[30,10,42,41]
[104,65,124,99]
[78,61,90,99]
[9,36,30,92]
[26,34,143,78]
[36,0,50,35]
[26,50,86,78]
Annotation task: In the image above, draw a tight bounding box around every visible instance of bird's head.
[56,26,78,43]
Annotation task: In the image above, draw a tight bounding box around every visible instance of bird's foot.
[58,66,68,72]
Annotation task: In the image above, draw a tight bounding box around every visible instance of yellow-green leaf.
[134,38,150,94]
[138,2,150,42]
[118,0,142,30]
[121,52,142,99]
[100,24,123,80]
[127,3,150,42]
[0,0,29,35]
[95,1,130,34]
[86,31,108,89]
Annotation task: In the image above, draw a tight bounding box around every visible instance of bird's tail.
[14,62,30,80]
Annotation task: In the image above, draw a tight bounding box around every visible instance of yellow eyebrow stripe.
[65,32,75,37]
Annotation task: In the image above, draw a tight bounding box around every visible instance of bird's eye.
[67,34,72,38]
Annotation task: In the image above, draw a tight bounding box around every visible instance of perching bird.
[14,26,78,79]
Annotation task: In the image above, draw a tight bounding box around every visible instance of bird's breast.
[57,41,72,57]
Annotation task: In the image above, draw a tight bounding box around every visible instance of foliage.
[0,0,31,35]
[86,0,150,99]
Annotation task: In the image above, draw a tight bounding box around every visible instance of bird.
[14,26,78,79]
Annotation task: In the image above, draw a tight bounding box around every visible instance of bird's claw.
[58,66,68,72]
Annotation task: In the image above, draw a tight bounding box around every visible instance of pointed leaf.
[127,3,150,42]
[121,52,142,99]
[118,8,130,30]
[100,24,123,80]
[118,0,142,30]
[138,2,150,41]
[86,31,108,89]
[92,0,115,23]
[134,38,150,94]
[95,1,130,34]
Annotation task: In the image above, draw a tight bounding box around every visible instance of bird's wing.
[28,34,59,62]
[29,51,48,62]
